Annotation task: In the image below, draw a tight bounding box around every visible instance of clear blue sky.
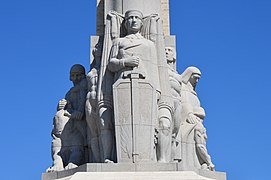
[0,0,270,179]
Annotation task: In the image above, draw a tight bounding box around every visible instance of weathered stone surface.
[161,0,170,35]
[113,77,157,163]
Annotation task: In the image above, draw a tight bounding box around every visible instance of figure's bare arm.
[87,69,98,100]
[108,57,139,72]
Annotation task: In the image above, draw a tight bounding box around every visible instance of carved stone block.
[113,77,157,163]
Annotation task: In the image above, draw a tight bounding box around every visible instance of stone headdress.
[181,66,201,85]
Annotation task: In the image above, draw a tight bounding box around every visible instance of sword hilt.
[123,70,146,79]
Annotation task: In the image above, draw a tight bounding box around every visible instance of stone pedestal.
[42,163,226,180]
[55,172,215,180]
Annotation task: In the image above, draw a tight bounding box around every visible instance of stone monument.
[43,0,226,179]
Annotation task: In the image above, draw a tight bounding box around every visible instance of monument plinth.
[43,0,226,179]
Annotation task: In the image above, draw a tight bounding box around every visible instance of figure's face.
[126,14,143,33]
[165,47,175,62]
[189,74,200,88]
[70,70,84,85]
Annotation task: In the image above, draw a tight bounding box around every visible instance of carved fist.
[89,91,96,100]
[124,56,140,67]
[57,99,67,111]
[187,113,200,124]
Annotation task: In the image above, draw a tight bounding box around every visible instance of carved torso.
[111,34,160,91]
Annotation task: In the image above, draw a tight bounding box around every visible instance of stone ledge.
[63,171,214,180]
[42,163,226,180]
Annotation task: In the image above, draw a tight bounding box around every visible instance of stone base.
[42,163,226,180]
[56,172,215,180]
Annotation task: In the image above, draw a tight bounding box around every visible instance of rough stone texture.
[165,35,176,47]
[161,0,170,35]
[113,77,157,163]
[42,163,226,180]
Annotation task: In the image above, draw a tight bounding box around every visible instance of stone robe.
[108,33,160,93]
[178,83,206,169]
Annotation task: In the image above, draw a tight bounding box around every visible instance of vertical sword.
[123,70,145,163]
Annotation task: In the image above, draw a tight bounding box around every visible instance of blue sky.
[0,0,271,179]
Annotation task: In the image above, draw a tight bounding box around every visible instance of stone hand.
[187,113,200,124]
[57,99,67,110]
[90,91,96,100]
[124,56,140,67]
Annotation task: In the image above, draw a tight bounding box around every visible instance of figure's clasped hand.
[124,56,140,67]
[187,113,200,124]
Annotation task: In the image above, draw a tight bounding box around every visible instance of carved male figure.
[85,45,102,163]
[165,47,182,161]
[179,67,215,170]
[107,10,160,89]
[47,64,87,172]
[98,10,162,163]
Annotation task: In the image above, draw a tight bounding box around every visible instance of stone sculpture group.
[47,9,215,173]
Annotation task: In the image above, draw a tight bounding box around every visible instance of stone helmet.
[181,66,201,84]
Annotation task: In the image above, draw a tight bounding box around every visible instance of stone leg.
[157,107,172,162]
[99,106,116,162]
[172,101,182,162]
[46,138,64,172]
[86,102,101,163]
[194,124,215,171]
[65,146,85,170]
[88,137,101,163]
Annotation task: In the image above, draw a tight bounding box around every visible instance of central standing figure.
[108,10,161,163]
[108,10,160,91]
[97,10,172,163]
